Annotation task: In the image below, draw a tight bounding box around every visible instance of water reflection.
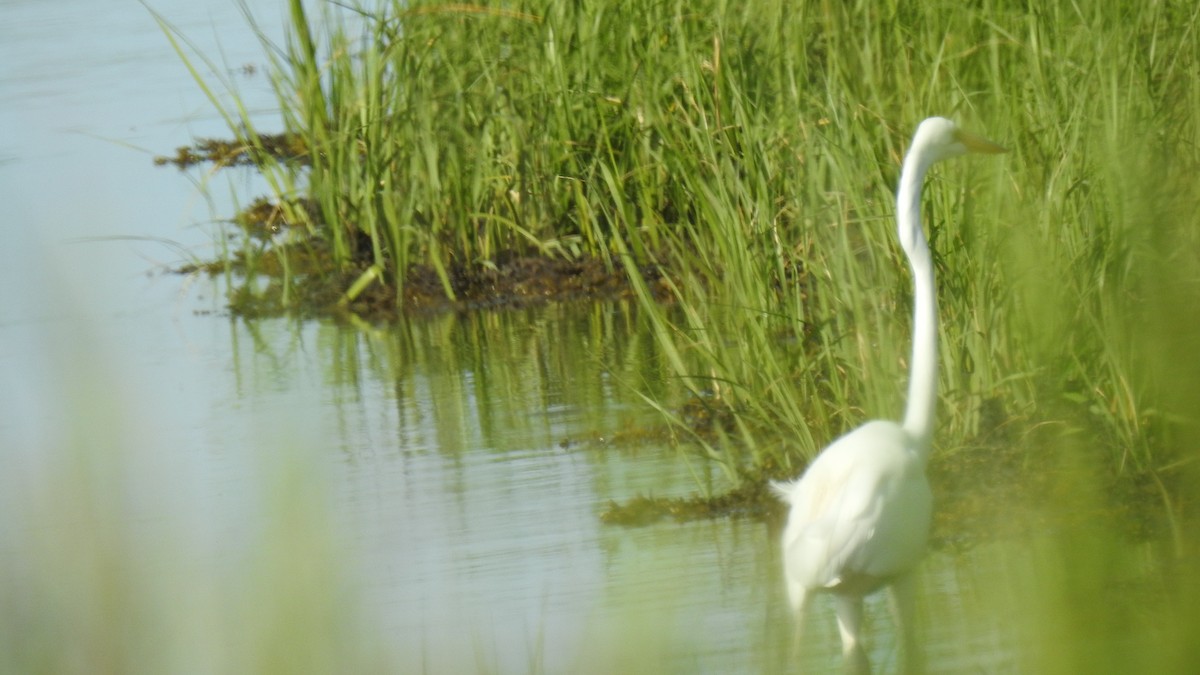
[227,301,739,672]
[227,301,682,456]
[220,301,1039,674]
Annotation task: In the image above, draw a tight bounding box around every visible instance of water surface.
[0,2,1172,674]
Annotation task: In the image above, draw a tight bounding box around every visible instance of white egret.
[772,117,1005,673]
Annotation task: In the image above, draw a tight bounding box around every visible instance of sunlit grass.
[152,0,1200,481]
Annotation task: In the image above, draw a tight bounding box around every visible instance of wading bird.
[772,117,1005,673]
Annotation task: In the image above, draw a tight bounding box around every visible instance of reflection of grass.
[5,308,1199,673]
[6,414,1195,673]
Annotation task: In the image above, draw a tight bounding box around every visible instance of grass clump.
[155,0,1200,509]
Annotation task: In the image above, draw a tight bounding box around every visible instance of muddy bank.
[182,247,669,318]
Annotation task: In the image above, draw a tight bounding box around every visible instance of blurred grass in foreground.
[0,364,392,674]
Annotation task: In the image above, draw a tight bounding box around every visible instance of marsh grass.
[155,0,1200,507]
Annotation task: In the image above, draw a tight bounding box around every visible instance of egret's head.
[912,117,1006,163]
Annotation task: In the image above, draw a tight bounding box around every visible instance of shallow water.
[1,1,1187,674]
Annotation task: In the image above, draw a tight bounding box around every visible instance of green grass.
[154,0,1200,494]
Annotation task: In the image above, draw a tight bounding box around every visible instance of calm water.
[4,2,1178,674]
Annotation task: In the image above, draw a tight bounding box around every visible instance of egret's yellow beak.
[955,128,1007,154]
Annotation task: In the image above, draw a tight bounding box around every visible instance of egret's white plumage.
[773,117,1004,673]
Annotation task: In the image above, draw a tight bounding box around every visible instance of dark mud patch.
[398,253,669,313]
[154,133,309,170]
[599,476,782,526]
[184,247,669,318]
[164,149,671,317]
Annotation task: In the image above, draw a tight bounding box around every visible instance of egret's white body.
[773,117,1004,673]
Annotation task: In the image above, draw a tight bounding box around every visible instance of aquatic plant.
[153,0,1200,515]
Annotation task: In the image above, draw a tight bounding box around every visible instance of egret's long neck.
[896,151,937,456]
